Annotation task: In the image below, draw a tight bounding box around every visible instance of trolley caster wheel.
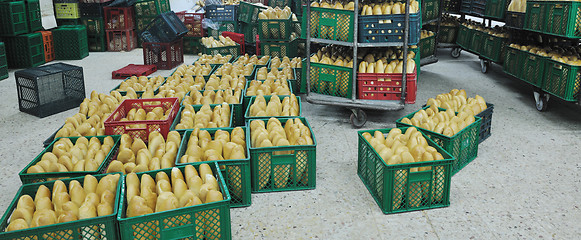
[349,108,367,128]
[451,48,461,58]
[480,59,489,73]
[534,91,549,111]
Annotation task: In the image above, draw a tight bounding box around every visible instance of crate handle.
[409,170,432,183]
[533,4,540,7]
[161,224,196,239]
[272,152,295,165]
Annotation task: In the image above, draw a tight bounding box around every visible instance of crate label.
[409,170,432,183]
[320,72,336,82]
[161,223,196,239]
[272,152,295,165]
[460,137,471,150]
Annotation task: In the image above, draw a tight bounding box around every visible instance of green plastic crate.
[0,42,7,80]
[300,59,306,93]
[184,36,203,54]
[438,24,459,43]
[260,40,298,58]
[244,95,302,121]
[309,7,354,42]
[136,16,155,32]
[134,0,170,17]
[214,64,256,81]
[542,59,581,102]
[170,104,235,133]
[294,67,303,93]
[243,78,295,109]
[268,0,290,8]
[110,76,166,96]
[176,128,251,208]
[233,55,271,69]
[0,173,123,240]
[55,3,80,19]
[182,89,244,127]
[207,21,239,38]
[469,29,485,54]
[258,16,292,41]
[544,1,581,38]
[0,1,28,36]
[203,44,240,58]
[522,51,548,88]
[3,32,44,68]
[81,17,105,36]
[455,24,472,49]
[502,45,523,79]
[25,0,42,32]
[422,0,440,23]
[524,1,546,33]
[240,22,259,43]
[484,0,508,19]
[247,117,317,192]
[88,34,106,52]
[419,34,436,59]
[481,33,508,63]
[52,25,89,60]
[396,106,481,176]
[117,162,232,240]
[19,135,121,184]
[309,61,353,99]
[357,127,454,214]
[238,1,267,24]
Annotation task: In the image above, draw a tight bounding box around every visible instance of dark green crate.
[88,34,106,52]
[52,25,89,60]
[182,89,244,126]
[258,17,292,41]
[542,59,581,102]
[0,1,28,36]
[19,135,121,184]
[214,63,256,80]
[268,0,290,8]
[25,0,42,32]
[0,42,7,80]
[411,46,421,75]
[3,32,44,68]
[56,18,81,26]
[247,117,317,192]
[544,1,581,38]
[244,95,302,121]
[176,128,251,208]
[455,24,472,49]
[117,162,232,240]
[469,29,485,54]
[170,104,235,133]
[396,106,481,176]
[309,7,355,42]
[309,61,353,99]
[522,51,548,88]
[238,1,267,24]
[184,36,203,54]
[292,20,301,36]
[301,8,307,38]
[136,16,155,32]
[260,40,298,58]
[438,24,458,43]
[419,34,436,59]
[134,0,170,17]
[240,22,259,43]
[357,127,454,214]
[502,45,524,79]
[422,0,440,23]
[203,44,240,58]
[524,1,546,33]
[481,33,508,63]
[243,78,295,109]
[81,17,105,36]
[207,21,239,38]
[0,173,123,240]
[294,67,303,93]
[300,59,306,93]
[484,0,508,19]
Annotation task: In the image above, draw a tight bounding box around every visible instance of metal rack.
[305,0,414,128]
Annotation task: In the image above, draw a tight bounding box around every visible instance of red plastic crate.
[106,29,137,51]
[104,97,179,141]
[184,12,205,37]
[112,64,157,79]
[142,38,184,70]
[357,70,417,104]
[222,31,245,54]
[104,6,134,30]
[37,31,54,62]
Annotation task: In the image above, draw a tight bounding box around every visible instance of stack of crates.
[134,0,171,47]
[51,25,89,60]
[79,2,107,51]
[0,0,45,68]
[259,0,297,58]
[141,12,186,69]
[54,0,81,25]
[0,42,7,80]
[179,12,205,54]
[37,31,54,62]
[238,1,267,45]
[205,4,239,39]
[104,6,137,51]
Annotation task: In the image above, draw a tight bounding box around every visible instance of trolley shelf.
[306,93,404,111]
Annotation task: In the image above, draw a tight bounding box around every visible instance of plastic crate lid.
[112,64,157,79]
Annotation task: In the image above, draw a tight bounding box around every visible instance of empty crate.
[140,11,188,43]
[52,25,89,60]
[15,63,85,118]
[143,38,184,70]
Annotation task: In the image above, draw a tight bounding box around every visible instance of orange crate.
[104,97,179,141]
[38,31,54,62]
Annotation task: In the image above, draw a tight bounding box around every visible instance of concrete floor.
[0,48,580,239]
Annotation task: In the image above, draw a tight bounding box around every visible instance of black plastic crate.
[477,103,494,143]
[15,63,85,118]
[79,2,107,17]
[505,11,524,29]
[140,11,188,43]
[206,4,238,22]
